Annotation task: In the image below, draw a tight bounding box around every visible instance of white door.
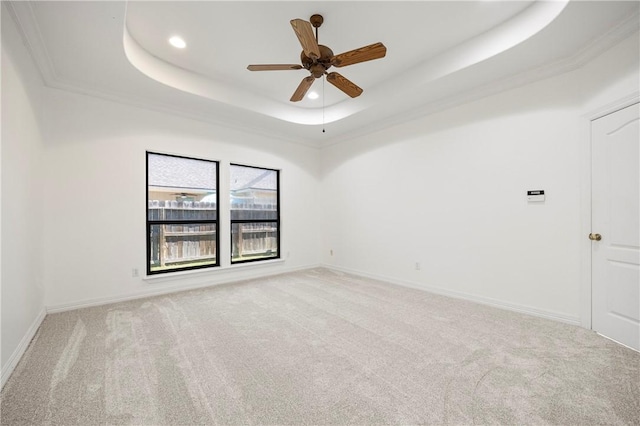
[591,102,639,351]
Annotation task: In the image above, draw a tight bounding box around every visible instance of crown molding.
[4,1,322,149]
[584,91,640,121]
[321,10,640,147]
[6,2,638,150]
[3,2,58,85]
[45,78,323,149]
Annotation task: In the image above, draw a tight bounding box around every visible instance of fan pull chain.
[322,76,325,133]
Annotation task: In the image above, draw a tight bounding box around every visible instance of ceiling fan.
[247,14,387,102]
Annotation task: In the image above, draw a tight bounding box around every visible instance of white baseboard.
[1,307,47,390]
[46,263,321,314]
[323,264,581,326]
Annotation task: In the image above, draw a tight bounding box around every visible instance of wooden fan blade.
[326,72,363,98]
[290,19,320,59]
[247,64,303,71]
[331,42,387,67]
[290,76,315,102]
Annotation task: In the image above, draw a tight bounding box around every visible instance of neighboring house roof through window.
[148,153,217,191]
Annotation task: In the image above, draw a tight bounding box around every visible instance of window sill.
[142,258,285,283]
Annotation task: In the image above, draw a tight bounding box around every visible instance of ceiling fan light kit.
[247,14,387,102]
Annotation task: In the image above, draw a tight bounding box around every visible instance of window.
[147,152,219,274]
[230,164,280,264]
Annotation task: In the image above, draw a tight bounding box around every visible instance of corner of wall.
[1,2,47,383]
[0,308,46,390]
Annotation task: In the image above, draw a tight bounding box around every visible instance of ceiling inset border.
[123,1,568,126]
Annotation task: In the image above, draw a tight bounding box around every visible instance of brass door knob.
[589,233,602,241]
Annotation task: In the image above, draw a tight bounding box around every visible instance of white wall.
[41,89,321,309]
[2,3,637,385]
[1,7,47,383]
[320,33,639,324]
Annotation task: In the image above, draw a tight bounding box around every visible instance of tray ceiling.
[6,1,639,146]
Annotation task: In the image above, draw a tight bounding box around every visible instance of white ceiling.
[6,1,640,147]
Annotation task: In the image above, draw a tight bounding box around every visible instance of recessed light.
[169,36,186,49]
[307,91,319,100]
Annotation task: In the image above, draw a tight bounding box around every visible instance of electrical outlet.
[132,268,139,278]
[415,262,421,271]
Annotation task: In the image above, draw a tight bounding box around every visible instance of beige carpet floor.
[1,268,639,425]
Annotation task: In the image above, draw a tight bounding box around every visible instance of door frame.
[580,92,640,330]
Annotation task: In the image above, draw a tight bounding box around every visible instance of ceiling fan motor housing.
[301,45,334,78]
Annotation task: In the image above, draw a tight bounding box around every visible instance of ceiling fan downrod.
[310,14,323,42]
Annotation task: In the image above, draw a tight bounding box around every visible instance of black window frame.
[146,151,220,275]
[230,163,280,265]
